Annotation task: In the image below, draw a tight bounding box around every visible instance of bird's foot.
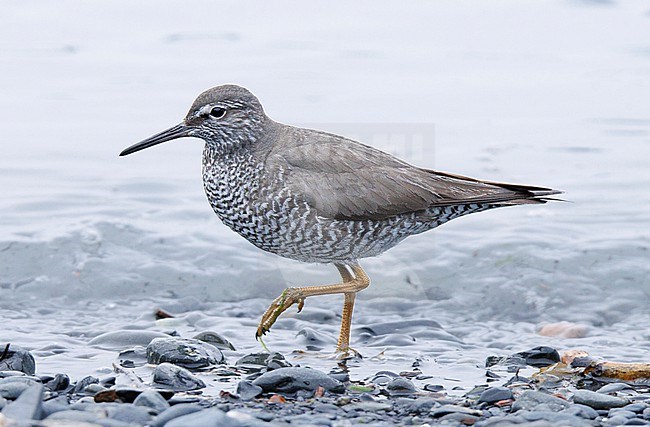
[334,346,362,361]
[255,288,305,339]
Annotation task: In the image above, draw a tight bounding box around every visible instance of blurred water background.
[1,0,649,394]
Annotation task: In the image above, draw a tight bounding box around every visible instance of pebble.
[511,390,571,412]
[479,386,513,404]
[573,389,629,409]
[164,407,228,427]
[235,352,290,372]
[192,331,236,351]
[146,337,225,369]
[0,376,41,400]
[252,367,345,394]
[385,377,416,396]
[1,383,43,420]
[149,403,204,427]
[236,380,263,401]
[0,345,36,375]
[72,375,99,394]
[132,389,170,413]
[152,362,206,391]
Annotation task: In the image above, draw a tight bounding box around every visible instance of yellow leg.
[255,263,370,353]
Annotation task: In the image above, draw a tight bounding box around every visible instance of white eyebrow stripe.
[198,104,213,116]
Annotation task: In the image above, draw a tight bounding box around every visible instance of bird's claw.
[255,288,305,339]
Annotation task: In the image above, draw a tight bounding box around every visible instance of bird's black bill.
[119,123,190,156]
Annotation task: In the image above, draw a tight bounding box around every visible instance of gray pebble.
[644,407,650,420]
[399,396,439,414]
[479,386,513,404]
[607,415,631,425]
[236,380,262,401]
[85,402,152,424]
[152,362,206,391]
[597,383,635,394]
[193,331,236,351]
[43,373,70,392]
[73,375,99,394]
[573,389,629,410]
[252,367,344,394]
[133,389,169,413]
[520,410,592,426]
[0,344,36,375]
[562,403,599,419]
[431,404,482,418]
[0,395,5,410]
[608,408,636,419]
[512,390,571,412]
[386,377,415,396]
[150,403,204,427]
[164,407,228,427]
[622,402,649,413]
[146,337,225,369]
[0,381,34,400]
[1,383,43,420]
[46,409,103,422]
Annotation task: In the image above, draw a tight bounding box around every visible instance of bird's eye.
[209,107,226,119]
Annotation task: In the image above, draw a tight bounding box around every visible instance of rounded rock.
[479,386,513,404]
[573,389,628,410]
[146,337,225,369]
[252,367,344,394]
[152,362,206,391]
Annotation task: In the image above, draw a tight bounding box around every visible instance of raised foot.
[255,288,305,339]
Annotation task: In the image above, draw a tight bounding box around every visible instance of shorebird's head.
[120,85,266,156]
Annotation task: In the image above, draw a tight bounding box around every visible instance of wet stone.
[0,376,41,400]
[252,367,345,394]
[73,375,99,393]
[46,409,103,423]
[150,403,204,427]
[235,352,291,372]
[512,390,571,412]
[368,371,400,386]
[41,395,72,418]
[562,403,599,419]
[520,410,592,426]
[399,396,439,414]
[147,337,225,369]
[164,407,228,427]
[386,377,416,396]
[237,380,263,401]
[43,373,70,392]
[573,389,629,409]
[152,362,206,391]
[514,346,561,367]
[1,383,43,420]
[608,409,636,419]
[193,331,236,351]
[643,408,650,420]
[0,344,36,375]
[85,402,153,424]
[622,403,649,413]
[133,389,170,414]
[479,386,513,404]
[431,404,482,418]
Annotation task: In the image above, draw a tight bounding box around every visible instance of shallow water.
[1,0,649,398]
